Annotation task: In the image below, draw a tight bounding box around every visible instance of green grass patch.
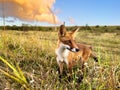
[0,30,119,89]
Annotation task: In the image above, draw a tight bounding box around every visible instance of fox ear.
[71,26,79,34]
[58,25,67,37]
[71,26,79,37]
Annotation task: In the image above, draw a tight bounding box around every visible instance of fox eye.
[68,40,71,43]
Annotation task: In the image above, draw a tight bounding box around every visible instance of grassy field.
[0,30,120,90]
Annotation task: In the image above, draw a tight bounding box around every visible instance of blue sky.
[0,0,120,26]
[55,0,120,26]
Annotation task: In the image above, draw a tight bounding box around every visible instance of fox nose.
[76,48,79,52]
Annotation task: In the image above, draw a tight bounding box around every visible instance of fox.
[55,25,98,77]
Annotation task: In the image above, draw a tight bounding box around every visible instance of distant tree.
[12,25,18,30]
[95,25,100,28]
[104,25,107,27]
[49,27,52,31]
[22,23,29,31]
[6,25,10,30]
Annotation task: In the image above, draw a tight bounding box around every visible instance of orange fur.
[55,25,98,75]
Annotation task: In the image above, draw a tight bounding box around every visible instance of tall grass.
[0,56,29,89]
[0,30,120,89]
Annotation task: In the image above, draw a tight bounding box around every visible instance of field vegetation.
[0,27,120,89]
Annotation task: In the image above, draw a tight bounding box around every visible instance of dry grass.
[0,30,120,90]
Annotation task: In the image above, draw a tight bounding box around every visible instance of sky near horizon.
[0,0,120,26]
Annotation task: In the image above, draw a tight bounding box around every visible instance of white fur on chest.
[55,43,70,65]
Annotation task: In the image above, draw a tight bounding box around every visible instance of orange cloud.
[0,0,60,24]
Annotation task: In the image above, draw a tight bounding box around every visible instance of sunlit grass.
[0,30,120,89]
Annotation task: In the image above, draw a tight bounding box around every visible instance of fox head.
[58,25,80,52]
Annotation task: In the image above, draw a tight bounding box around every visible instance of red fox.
[55,25,98,76]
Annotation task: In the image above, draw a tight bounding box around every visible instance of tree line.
[0,24,120,32]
